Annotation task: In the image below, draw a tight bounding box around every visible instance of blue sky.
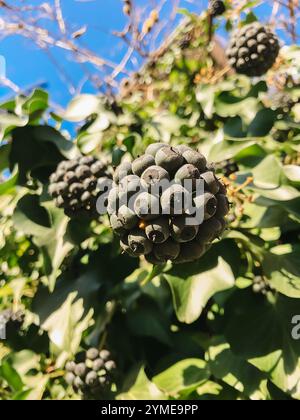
[0,0,296,107]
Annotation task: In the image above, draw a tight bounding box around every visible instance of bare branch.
[54,0,66,35]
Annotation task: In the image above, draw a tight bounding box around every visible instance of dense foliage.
[1,9,300,400]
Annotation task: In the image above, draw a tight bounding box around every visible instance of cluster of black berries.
[0,309,24,337]
[49,156,111,219]
[65,348,116,399]
[226,22,280,77]
[252,276,272,296]
[208,0,226,18]
[108,144,229,265]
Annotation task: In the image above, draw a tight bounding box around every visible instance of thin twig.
[54,0,66,35]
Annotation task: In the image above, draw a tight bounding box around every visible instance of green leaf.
[263,245,300,298]
[63,95,101,121]
[10,126,74,183]
[13,195,52,236]
[153,359,209,397]
[0,360,24,392]
[12,389,32,400]
[22,374,49,400]
[224,289,300,399]
[209,139,256,162]
[0,167,18,195]
[165,257,235,324]
[13,197,74,291]
[118,368,166,400]
[23,89,48,122]
[206,337,268,400]
[283,165,300,183]
[224,116,246,138]
[77,132,103,154]
[127,299,172,346]
[42,292,94,364]
[247,109,276,137]
[0,143,11,171]
[252,155,282,189]
[196,85,215,118]
[215,95,258,123]
[10,351,41,376]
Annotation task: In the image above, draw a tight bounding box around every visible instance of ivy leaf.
[165,257,235,324]
[263,245,300,298]
[63,95,101,121]
[42,292,94,365]
[206,337,269,400]
[117,368,166,400]
[13,197,74,291]
[224,289,300,399]
[0,360,24,393]
[153,359,209,397]
[252,155,282,189]
[247,109,276,137]
[0,167,18,195]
